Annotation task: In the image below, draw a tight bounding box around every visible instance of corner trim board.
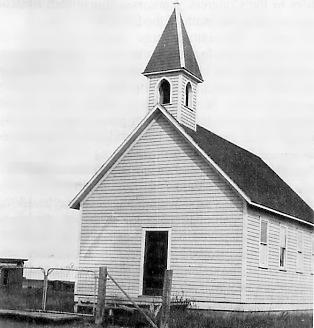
[240,201,247,303]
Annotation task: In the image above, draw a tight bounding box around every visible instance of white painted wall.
[76,115,244,305]
[147,72,199,130]
[179,73,198,130]
[245,207,313,308]
[147,73,180,117]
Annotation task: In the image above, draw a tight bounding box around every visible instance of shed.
[0,258,28,292]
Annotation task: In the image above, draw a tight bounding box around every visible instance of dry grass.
[0,288,74,313]
[0,311,313,328]
[0,318,94,328]
[0,291,312,328]
[169,310,313,328]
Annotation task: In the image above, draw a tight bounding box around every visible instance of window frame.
[259,218,269,269]
[184,82,193,109]
[279,225,287,270]
[156,78,172,105]
[296,230,303,273]
[311,235,314,275]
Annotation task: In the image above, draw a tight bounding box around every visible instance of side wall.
[245,207,313,311]
[77,115,244,307]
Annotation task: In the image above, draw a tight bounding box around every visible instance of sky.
[0,0,313,268]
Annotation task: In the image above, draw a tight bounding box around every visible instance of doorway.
[142,230,169,296]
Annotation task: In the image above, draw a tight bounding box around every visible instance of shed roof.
[0,258,28,264]
[183,124,314,224]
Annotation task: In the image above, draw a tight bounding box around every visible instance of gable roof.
[183,125,314,224]
[69,106,313,226]
[143,8,203,82]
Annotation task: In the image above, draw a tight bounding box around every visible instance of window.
[185,82,192,108]
[311,236,314,274]
[279,226,287,269]
[158,79,171,105]
[2,269,9,286]
[296,231,303,272]
[259,219,268,268]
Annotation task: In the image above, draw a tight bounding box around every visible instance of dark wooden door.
[143,231,168,296]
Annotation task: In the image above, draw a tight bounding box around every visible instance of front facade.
[70,5,313,312]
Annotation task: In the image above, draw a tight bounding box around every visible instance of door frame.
[139,227,172,296]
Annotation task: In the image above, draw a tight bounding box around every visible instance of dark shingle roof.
[143,9,203,81]
[180,17,203,81]
[183,124,314,224]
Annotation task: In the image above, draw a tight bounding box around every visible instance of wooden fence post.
[41,271,48,311]
[95,266,107,326]
[159,270,173,328]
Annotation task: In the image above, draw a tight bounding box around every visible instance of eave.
[69,106,313,227]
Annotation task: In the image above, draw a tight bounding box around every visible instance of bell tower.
[142,2,203,131]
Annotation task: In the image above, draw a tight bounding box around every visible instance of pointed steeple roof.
[143,5,203,82]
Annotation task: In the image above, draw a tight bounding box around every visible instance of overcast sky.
[0,0,313,268]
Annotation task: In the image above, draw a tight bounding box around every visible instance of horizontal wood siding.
[148,73,180,118]
[179,74,197,130]
[246,207,313,304]
[77,115,243,303]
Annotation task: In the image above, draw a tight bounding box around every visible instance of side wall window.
[259,219,268,268]
[158,79,171,105]
[311,236,314,274]
[279,225,287,269]
[296,231,303,272]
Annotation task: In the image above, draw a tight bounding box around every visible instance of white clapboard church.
[70,4,313,312]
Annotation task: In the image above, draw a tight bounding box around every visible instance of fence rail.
[0,265,173,328]
[0,266,97,316]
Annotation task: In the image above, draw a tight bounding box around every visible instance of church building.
[70,4,313,312]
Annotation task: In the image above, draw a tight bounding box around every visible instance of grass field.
[0,319,93,328]
[0,311,312,328]
[0,288,74,313]
[170,310,313,328]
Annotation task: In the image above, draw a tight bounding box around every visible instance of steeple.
[143,3,203,131]
[143,3,203,82]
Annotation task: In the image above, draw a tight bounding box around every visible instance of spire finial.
[173,1,180,8]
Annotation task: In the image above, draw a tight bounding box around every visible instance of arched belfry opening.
[185,82,192,108]
[158,79,171,105]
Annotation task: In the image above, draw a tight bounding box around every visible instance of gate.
[0,266,97,317]
[45,268,97,315]
[95,267,173,328]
